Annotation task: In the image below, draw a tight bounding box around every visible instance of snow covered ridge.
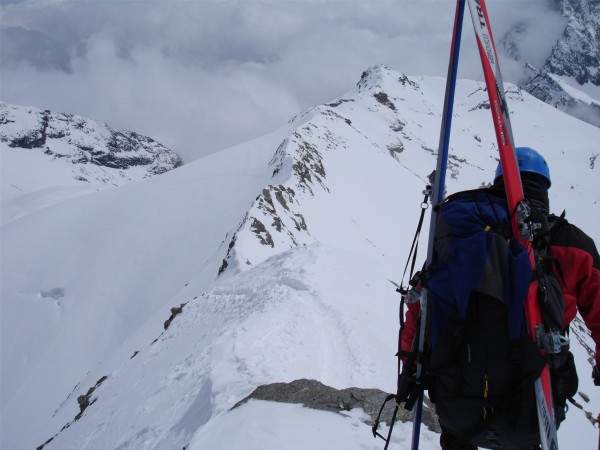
[217,65,424,275]
[217,65,528,277]
[0,101,182,185]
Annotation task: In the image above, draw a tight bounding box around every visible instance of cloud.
[0,26,72,71]
[0,0,567,162]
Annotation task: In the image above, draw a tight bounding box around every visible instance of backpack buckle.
[516,201,545,241]
[536,326,570,354]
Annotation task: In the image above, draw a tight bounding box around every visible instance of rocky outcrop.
[37,376,109,450]
[234,378,441,433]
[164,303,188,330]
[0,102,182,184]
[544,0,600,86]
[217,129,329,275]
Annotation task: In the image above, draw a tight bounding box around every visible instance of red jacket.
[400,218,600,366]
[551,220,600,365]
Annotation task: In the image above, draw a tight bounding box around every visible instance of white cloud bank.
[0,0,565,161]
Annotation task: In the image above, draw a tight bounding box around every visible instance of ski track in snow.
[42,247,363,449]
[42,243,401,449]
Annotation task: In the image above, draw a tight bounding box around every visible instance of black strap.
[539,210,566,239]
[383,403,400,450]
[397,191,429,388]
[372,191,431,447]
[398,191,430,298]
[395,190,430,399]
[371,394,399,443]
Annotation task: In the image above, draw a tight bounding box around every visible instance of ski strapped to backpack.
[424,190,575,449]
[373,189,576,449]
[373,1,574,449]
[465,1,559,447]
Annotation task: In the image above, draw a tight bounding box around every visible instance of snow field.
[2,66,599,449]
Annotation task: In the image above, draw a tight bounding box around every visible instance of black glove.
[593,365,600,386]
[397,367,421,410]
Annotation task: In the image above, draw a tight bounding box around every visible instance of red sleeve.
[552,224,600,366]
[580,266,600,366]
[401,301,420,363]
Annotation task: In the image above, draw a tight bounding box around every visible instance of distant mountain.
[544,0,600,86]
[522,70,600,126]
[501,0,600,127]
[0,102,182,188]
[2,66,599,450]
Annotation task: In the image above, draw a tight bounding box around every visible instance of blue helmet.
[494,146,551,188]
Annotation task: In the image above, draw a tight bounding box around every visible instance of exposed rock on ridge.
[217,65,481,276]
[234,378,441,433]
[0,102,183,185]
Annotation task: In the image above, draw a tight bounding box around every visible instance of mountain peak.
[356,65,416,93]
[1,102,182,191]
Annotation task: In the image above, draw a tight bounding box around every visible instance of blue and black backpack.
[423,187,577,449]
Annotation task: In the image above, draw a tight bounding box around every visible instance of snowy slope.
[0,125,296,449]
[1,66,599,450]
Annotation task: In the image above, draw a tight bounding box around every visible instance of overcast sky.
[0,0,566,162]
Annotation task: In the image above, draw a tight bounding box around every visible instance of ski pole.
[411,1,466,449]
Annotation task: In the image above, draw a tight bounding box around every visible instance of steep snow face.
[500,0,600,128]
[545,0,600,87]
[2,66,599,450]
[523,71,600,126]
[0,102,182,223]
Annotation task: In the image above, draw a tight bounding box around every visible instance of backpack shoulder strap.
[548,210,567,232]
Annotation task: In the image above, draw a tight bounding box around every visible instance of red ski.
[465,1,558,449]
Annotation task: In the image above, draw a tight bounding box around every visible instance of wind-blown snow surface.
[1,66,599,449]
